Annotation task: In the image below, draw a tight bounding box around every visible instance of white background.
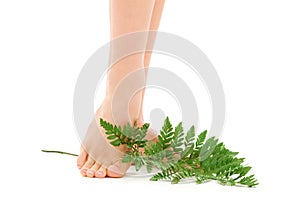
[1,0,299,204]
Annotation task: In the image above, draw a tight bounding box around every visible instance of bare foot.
[77,102,158,178]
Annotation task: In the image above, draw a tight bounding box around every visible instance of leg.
[138,0,165,126]
[77,0,155,178]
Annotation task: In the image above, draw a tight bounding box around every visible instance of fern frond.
[100,118,122,146]
[199,136,219,161]
[99,117,258,187]
[184,125,196,147]
[157,117,174,149]
[181,125,196,158]
[150,165,177,181]
[191,130,207,158]
[170,122,184,153]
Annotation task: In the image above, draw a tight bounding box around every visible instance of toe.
[80,157,95,177]
[95,166,106,178]
[107,162,130,178]
[86,163,100,178]
[77,147,87,169]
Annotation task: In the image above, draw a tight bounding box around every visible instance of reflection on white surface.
[126,165,159,177]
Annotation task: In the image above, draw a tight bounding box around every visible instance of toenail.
[87,170,94,175]
[77,165,82,169]
[81,169,87,173]
[96,171,104,176]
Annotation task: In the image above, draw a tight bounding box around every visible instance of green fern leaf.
[98,117,258,187]
[158,117,174,149]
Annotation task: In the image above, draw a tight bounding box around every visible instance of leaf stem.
[41,150,78,157]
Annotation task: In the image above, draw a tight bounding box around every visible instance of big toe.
[107,162,131,178]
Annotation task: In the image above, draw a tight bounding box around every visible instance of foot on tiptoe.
[77,105,158,178]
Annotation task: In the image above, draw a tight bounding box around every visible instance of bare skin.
[77,0,165,178]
